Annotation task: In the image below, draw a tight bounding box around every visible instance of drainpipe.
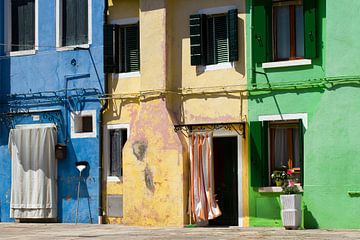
[98,0,109,224]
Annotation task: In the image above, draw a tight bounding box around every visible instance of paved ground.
[1,223,360,239]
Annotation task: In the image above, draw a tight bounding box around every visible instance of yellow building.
[102,0,248,227]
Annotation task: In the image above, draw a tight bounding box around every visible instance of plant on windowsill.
[271,170,287,187]
[280,169,302,230]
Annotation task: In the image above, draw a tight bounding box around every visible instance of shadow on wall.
[303,204,319,229]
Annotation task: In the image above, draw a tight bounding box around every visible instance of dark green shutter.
[228,9,238,62]
[303,0,317,59]
[250,121,268,187]
[125,25,140,72]
[214,15,228,64]
[298,120,304,185]
[104,24,116,73]
[252,0,272,63]
[189,14,206,66]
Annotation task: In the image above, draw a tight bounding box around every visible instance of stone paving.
[1,223,360,239]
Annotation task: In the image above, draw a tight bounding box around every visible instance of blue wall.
[0,0,105,223]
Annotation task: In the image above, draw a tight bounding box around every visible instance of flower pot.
[275,179,284,187]
[280,194,302,230]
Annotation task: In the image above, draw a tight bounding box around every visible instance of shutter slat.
[124,25,140,72]
[304,0,317,59]
[228,9,238,62]
[190,14,206,65]
[252,0,272,63]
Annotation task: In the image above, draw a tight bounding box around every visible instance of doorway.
[209,136,238,226]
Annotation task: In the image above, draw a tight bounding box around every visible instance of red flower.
[287,169,293,175]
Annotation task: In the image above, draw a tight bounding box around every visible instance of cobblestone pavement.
[1,223,360,240]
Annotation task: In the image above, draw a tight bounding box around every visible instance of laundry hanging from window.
[190,132,221,223]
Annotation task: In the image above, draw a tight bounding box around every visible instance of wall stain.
[132,141,147,161]
[144,164,155,193]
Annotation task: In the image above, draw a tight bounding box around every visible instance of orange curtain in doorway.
[190,132,221,223]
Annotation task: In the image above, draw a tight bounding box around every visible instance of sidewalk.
[1,223,360,239]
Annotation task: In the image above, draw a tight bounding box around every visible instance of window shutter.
[125,25,140,72]
[298,120,304,185]
[250,121,268,187]
[252,0,272,63]
[214,15,228,64]
[189,14,206,66]
[228,9,238,62]
[103,24,116,73]
[303,0,317,59]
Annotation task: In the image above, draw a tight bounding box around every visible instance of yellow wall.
[104,0,248,227]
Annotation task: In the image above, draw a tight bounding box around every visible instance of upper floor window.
[104,23,140,74]
[189,9,238,66]
[57,0,91,47]
[10,0,35,52]
[252,0,316,64]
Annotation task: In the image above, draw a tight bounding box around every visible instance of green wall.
[247,0,360,229]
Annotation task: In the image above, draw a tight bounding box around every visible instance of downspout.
[98,0,109,224]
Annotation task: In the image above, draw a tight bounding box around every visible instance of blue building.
[0,0,105,223]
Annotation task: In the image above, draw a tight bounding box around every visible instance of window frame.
[55,0,92,50]
[70,110,97,138]
[4,0,38,56]
[104,124,130,182]
[272,0,304,61]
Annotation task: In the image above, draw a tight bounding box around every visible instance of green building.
[247,0,360,229]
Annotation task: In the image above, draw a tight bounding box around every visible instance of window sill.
[197,62,234,73]
[9,49,37,57]
[107,176,122,183]
[113,71,140,79]
[258,185,304,193]
[56,43,90,52]
[262,59,312,69]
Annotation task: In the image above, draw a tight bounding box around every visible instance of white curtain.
[190,132,221,223]
[274,128,289,168]
[9,126,57,219]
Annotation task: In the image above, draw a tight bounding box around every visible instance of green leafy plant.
[282,169,300,195]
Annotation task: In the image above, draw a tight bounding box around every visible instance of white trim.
[56,44,90,52]
[55,0,92,48]
[258,113,308,129]
[262,59,312,69]
[5,0,38,54]
[110,17,139,26]
[212,130,243,227]
[70,110,97,138]
[258,186,283,193]
[202,62,234,72]
[198,5,237,15]
[113,71,140,79]
[16,123,56,129]
[104,123,130,182]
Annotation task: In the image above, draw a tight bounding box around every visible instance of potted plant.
[280,169,301,230]
[271,170,287,187]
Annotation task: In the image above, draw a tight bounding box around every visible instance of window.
[103,23,140,74]
[9,0,36,52]
[269,121,301,184]
[109,129,127,178]
[250,120,303,187]
[189,9,238,66]
[57,0,91,47]
[70,110,97,138]
[252,0,316,63]
[105,124,129,181]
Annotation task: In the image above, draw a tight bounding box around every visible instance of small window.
[269,121,301,184]
[273,0,304,60]
[104,23,140,73]
[58,0,90,47]
[70,110,97,138]
[10,0,35,52]
[189,9,238,66]
[109,129,127,178]
[252,0,316,63]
